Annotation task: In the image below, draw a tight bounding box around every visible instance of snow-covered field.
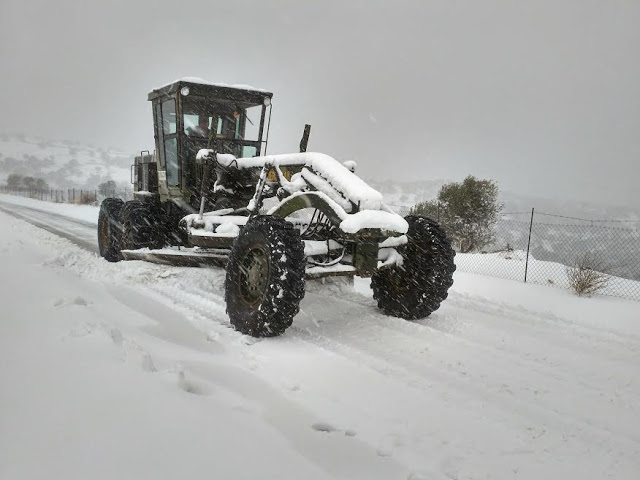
[1,195,639,479]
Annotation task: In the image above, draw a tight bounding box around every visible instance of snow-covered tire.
[97,198,124,262]
[120,201,164,251]
[225,216,306,337]
[371,215,455,319]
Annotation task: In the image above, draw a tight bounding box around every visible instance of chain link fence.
[391,205,640,301]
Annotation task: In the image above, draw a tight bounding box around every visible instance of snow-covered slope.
[1,196,639,479]
[0,133,133,188]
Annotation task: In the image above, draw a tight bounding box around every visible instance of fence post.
[524,207,535,283]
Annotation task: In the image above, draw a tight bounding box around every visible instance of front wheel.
[225,216,306,337]
[371,216,455,319]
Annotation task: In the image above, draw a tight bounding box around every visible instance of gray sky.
[1,0,638,207]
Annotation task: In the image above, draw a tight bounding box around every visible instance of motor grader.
[98,78,455,337]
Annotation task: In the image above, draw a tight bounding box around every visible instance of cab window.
[161,99,177,134]
[164,138,179,187]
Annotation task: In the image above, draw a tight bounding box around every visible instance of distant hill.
[0,132,132,189]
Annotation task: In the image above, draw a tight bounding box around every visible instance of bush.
[78,191,97,205]
[411,175,503,253]
[566,252,611,297]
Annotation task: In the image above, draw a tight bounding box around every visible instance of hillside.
[0,132,132,188]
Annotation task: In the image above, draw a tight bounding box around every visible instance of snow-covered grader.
[98,78,455,336]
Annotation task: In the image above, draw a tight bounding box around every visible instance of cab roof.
[148,77,273,106]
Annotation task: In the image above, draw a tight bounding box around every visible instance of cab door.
[154,97,180,193]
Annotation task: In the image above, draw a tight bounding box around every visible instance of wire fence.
[0,185,134,204]
[392,206,640,302]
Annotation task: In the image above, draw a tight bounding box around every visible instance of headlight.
[180,86,190,96]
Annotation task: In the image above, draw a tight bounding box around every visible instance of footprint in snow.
[177,370,213,396]
[311,422,357,436]
[377,434,404,457]
[110,328,124,347]
[53,296,90,307]
[66,321,94,338]
[141,353,157,373]
[73,296,89,306]
[311,422,337,433]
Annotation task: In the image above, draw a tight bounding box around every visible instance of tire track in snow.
[302,286,640,429]
[0,202,99,253]
[289,327,640,453]
[445,291,640,354]
[134,277,640,453]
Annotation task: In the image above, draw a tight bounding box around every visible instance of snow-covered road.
[0,200,99,253]
[1,194,639,480]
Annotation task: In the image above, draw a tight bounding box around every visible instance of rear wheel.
[97,198,124,262]
[371,216,455,319]
[225,216,305,337]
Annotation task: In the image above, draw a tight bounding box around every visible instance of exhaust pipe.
[299,124,311,153]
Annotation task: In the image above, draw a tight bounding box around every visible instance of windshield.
[182,97,263,143]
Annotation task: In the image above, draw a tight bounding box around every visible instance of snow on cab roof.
[154,77,270,94]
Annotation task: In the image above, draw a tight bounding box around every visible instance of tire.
[120,201,164,251]
[225,216,306,337]
[98,198,124,262]
[371,215,456,319]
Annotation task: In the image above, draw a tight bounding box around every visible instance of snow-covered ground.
[1,195,639,479]
[456,249,640,299]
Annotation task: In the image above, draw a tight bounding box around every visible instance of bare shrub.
[566,252,611,297]
[78,191,97,205]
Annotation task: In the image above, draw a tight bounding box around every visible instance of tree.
[22,176,36,189]
[34,178,49,190]
[98,180,117,197]
[410,175,502,253]
[6,173,23,188]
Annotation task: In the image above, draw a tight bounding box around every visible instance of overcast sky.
[1,0,638,207]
